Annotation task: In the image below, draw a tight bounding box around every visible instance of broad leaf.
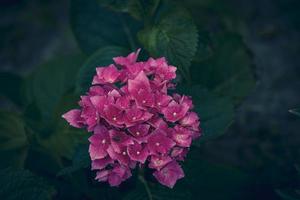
[24,54,85,120]
[97,0,130,12]
[177,85,234,145]
[124,180,192,200]
[37,94,89,164]
[57,144,90,176]
[76,46,129,94]
[191,32,256,105]
[71,0,141,54]
[0,72,24,107]
[0,111,28,169]
[128,0,161,20]
[0,168,55,200]
[183,148,249,200]
[138,3,198,81]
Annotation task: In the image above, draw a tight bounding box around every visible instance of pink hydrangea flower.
[62,49,201,188]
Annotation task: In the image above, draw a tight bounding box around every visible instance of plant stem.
[138,168,153,200]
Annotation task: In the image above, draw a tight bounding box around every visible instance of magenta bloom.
[127,142,149,163]
[62,49,201,188]
[92,64,120,84]
[147,129,176,155]
[153,161,185,188]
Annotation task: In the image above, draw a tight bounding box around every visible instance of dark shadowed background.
[0,0,299,199]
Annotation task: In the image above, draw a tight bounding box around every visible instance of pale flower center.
[136,131,140,136]
[122,151,127,155]
[113,117,117,121]
[142,100,146,104]
[132,116,137,120]
[155,142,160,146]
[101,139,106,144]
[136,151,140,155]
[173,112,177,116]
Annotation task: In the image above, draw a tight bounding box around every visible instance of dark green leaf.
[128,0,161,20]
[76,46,129,94]
[71,0,141,54]
[124,180,192,200]
[0,168,55,200]
[193,31,214,62]
[0,72,24,107]
[57,144,90,176]
[24,54,85,120]
[97,0,131,12]
[37,94,89,164]
[138,3,198,80]
[191,32,256,105]
[177,85,234,145]
[183,148,249,200]
[0,111,28,169]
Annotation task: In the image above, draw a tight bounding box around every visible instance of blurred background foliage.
[0,0,299,199]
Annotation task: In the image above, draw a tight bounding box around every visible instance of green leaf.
[97,0,131,12]
[183,148,249,200]
[37,94,89,164]
[191,32,256,105]
[138,3,198,80]
[0,111,28,169]
[57,144,90,176]
[76,46,129,94]
[71,0,141,54]
[124,180,192,200]
[24,54,85,120]
[128,0,161,20]
[289,108,300,117]
[0,72,24,107]
[0,168,55,200]
[177,85,234,145]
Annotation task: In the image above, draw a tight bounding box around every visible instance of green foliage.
[191,32,256,105]
[57,144,90,176]
[0,168,56,200]
[128,0,161,20]
[24,54,86,120]
[138,2,198,81]
[183,148,249,200]
[76,46,129,94]
[124,181,192,200]
[35,93,88,165]
[124,148,249,200]
[0,111,28,169]
[0,72,24,107]
[38,124,87,164]
[71,0,141,54]
[97,0,131,12]
[177,85,234,145]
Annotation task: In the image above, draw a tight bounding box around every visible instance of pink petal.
[62,109,83,128]
[153,161,184,188]
[113,49,141,66]
[127,142,149,163]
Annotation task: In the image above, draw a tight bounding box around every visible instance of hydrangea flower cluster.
[62,49,201,188]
